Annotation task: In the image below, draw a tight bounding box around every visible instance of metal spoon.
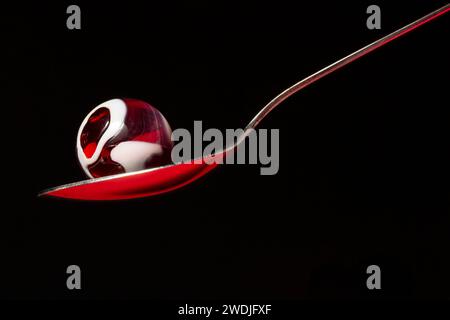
[39,4,450,200]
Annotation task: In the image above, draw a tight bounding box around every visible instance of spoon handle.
[241,3,450,141]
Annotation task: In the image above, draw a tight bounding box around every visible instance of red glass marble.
[77,98,173,178]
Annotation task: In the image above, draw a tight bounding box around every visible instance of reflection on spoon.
[39,4,450,200]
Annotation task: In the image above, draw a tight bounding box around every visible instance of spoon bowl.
[39,162,217,200]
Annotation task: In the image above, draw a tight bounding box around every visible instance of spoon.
[39,4,450,200]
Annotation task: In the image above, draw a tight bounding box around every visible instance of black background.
[2,0,449,301]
